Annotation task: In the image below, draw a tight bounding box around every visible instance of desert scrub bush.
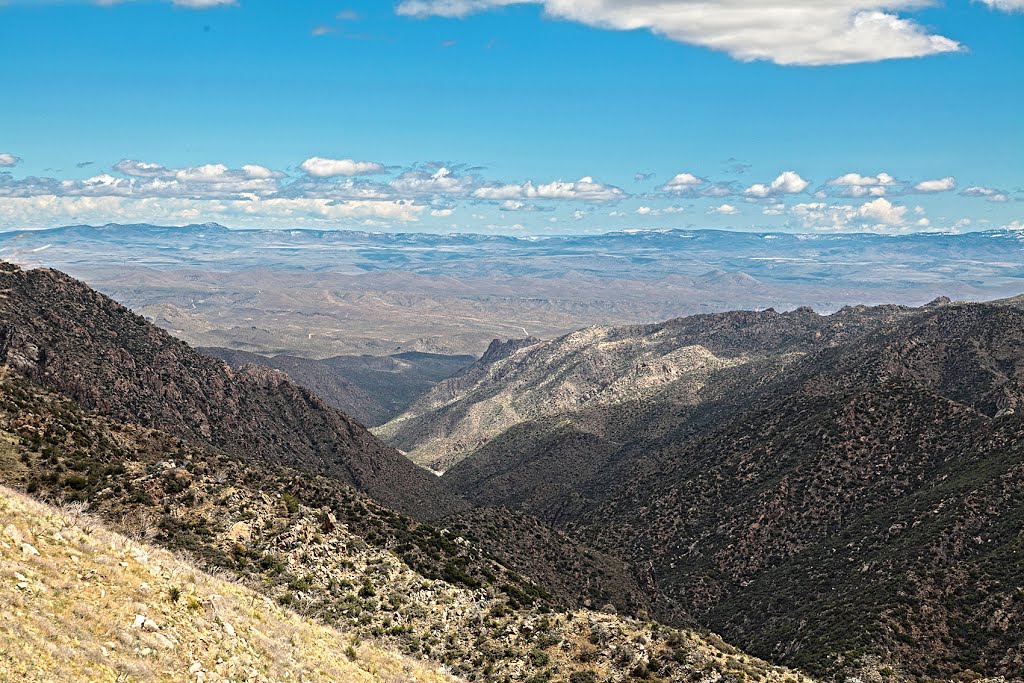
[281,492,299,514]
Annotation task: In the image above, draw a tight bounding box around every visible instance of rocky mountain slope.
[0,262,462,521]
[0,328,810,683]
[0,485,461,683]
[385,298,1024,680]
[201,347,474,426]
[377,304,916,471]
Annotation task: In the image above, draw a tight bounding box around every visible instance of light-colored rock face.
[376,324,748,471]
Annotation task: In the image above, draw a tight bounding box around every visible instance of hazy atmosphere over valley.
[1,2,1023,682]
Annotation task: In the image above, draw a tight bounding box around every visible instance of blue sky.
[0,0,1021,234]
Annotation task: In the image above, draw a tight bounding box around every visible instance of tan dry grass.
[0,485,461,683]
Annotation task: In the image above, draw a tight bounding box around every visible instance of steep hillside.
[201,347,474,426]
[377,305,914,471]
[0,485,460,683]
[437,300,1024,680]
[0,366,807,683]
[0,262,462,521]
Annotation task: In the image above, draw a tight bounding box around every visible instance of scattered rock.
[5,523,26,544]
[227,522,252,544]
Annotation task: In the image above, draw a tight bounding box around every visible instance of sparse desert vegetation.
[0,485,461,683]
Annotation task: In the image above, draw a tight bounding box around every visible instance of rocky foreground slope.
[0,485,460,683]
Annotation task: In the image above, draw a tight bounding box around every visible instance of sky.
[0,0,1021,235]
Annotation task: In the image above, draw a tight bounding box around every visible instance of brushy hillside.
[0,367,812,683]
[0,484,461,683]
[0,262,464,522]
[428,301,1024,680]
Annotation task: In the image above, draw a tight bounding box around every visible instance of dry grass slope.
[0,485,461,683]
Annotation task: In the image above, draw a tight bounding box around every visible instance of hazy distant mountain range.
[3,223,1023,356]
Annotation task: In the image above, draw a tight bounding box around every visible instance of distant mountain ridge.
[5,222,1022,358]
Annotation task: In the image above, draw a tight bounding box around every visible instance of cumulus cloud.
[961,185,1010,202]
[659,172,704,191]
[744,171,810,198]
[789,197,913,231]
[0,153,21,168]
[395,0,962,66]
[473,176,625,203]
[709,203,739,215]
[824,171,898,197]
[636,205,685,216]
[913,176,957,192]
[857,197,907,225]
[300,156,387,177]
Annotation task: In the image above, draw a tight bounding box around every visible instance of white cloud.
[390,166,478,196]
[977,0,1024,12]
[473,176,625,202]
[913,176,956,192]
[659,172,704,191]
[636,205,685,217]
[830,172,896,187]
[961,185,1010,202]
[709,203,738,215]
[430,208,456,217]
[857,197,907,225]
[1003,220,1024,231]
[826,171,897,196]
[745,171,809,198]
[395,0,962,66]
[789,197,912,231]
[242,164,277,179]
[300,156,387,178]
[0,153,21,167]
